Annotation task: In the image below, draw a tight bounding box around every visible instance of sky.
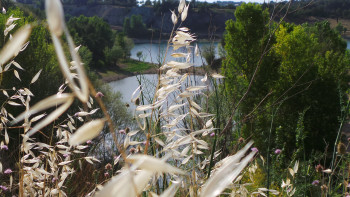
[197,0,275,3]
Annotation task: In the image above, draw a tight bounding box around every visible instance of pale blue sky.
[197,0,278,3]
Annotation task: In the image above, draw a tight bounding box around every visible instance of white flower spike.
[181,4,189,22]
[45,0,65,37]
[171,10,178,25]
[69,119,106,146]
[178,0,186,13]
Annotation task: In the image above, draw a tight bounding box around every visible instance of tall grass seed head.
[105,163,112,170]
[178,0,185,13]
[315,164,323,173]
[181,4,189,22]
[45,0,65,36]
[171,10,178,25]
[337,142,346,154]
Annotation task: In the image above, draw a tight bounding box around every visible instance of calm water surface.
[130,42,219,66]
[109,74,204,110]
[112,39,350,106]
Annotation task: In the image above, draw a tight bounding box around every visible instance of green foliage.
[335,22,345,34]
[202,45,215,66]
[123,14,148,38]
[222,2,349,164]
[0,8,61,108]
[78,45,93,69]
[144,0,151,6]
[136,51,143,61]
[121,59,152,72]
[104,45,123,66]
[123,17,131,36]
[68,15,115,68]
[62,0,137,6]
[115,32,134,59]
[284,0,350,19]
[222,3,271,102]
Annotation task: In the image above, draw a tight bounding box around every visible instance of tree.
[123,17,131,35]
[68,15,115,68]
[136,51,143,61]
[0,8,61,107]
[144,0,151,6]
[222,3,349,159]
[104,45,123,65]
[222,3,272,109]
[115,32,134,59]
[271,22,349,155]
[202,45,215,66]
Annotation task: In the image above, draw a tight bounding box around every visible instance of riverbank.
[132,38,222,44]
[97,59,209,82]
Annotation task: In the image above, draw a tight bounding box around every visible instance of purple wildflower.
[1,145,8,150]
[95,92,104,98]
[104,172,109,178]
[0,185,8,191]
[52,177,57,183]
[274,149,282,155]
[251,147,259,152]
[86,140,92,144]
[210,132,215,137]
[130,147,136,154]
[312,180,320,186]
[4,169,12,174]
[119,130,126,135]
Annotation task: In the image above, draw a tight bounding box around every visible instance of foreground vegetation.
[0,0,349,197]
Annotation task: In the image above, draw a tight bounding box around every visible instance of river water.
[109,74,205,110]
[111,39,350,106]
[130,42,219,66]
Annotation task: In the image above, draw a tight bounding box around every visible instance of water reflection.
[109,74,205,111]
[130,42,219,66]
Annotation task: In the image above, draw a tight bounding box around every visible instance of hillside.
[63,5,235,39]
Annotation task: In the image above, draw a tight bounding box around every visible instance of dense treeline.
[123,14,150,38]
[18,0,137,7]
[67,15,134,67]
[222,2,349,163]
[263,0,350,20]
[0,7,132,174]
[219,3,349,195]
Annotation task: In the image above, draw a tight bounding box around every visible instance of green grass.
[121,59,154,73]
[99,70,118,78]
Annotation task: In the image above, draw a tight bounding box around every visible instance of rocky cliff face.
[63,5,235,38]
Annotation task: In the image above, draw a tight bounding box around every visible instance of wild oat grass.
[0,0,258,195]
[1,0,348,196]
